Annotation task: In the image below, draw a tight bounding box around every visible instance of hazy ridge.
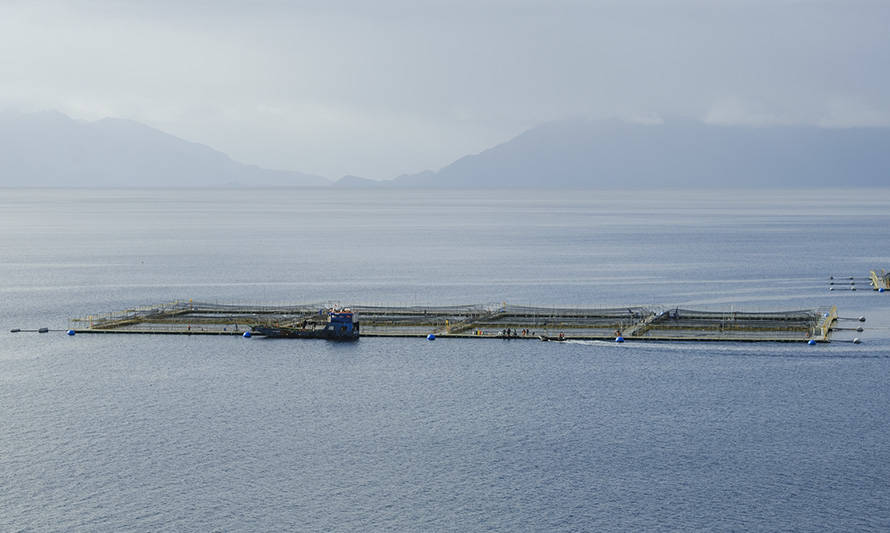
[386,119,890,188]
[3,111,889,188]
[0,110,329,187]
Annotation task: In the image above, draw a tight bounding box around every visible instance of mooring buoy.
[427,334,436,341]
[807,339,816,345]
[242,331,251,338]
[615,336,625,343]
[66,330,75,336]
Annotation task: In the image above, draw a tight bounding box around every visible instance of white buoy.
[852,338,861,344]
[859,316,867,322]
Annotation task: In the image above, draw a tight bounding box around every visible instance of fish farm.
[62,300,847,343]
[827,268,890,292]
[870,269,890,292]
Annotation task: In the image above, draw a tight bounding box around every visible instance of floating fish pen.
[870,269,889,292]
[67,301,840,343]
[827,268,889,292]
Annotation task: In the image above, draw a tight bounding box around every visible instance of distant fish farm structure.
[870,269,890,292]
[827,268,890,293]
[62,301,849,343]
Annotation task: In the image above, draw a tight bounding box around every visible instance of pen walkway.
[68,301,839,343]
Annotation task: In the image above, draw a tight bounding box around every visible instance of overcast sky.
[1,0,888,179]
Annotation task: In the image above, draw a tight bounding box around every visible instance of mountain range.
[2,110,889,188]
[0,110,328,187]
[380,119,890,188]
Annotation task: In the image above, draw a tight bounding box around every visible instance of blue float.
[242,331,251,338]
[615,336,624,343]
[66,329,75,336]
[427,334,436,341]
[880,287,885,293]
[807,339,816,345]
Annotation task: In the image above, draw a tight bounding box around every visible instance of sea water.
[1,188,889,531]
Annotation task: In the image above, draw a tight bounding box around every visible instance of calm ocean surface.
[1,188,889,531]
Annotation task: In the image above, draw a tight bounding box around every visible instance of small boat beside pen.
[251,308,360,341]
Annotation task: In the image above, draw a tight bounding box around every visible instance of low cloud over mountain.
[389,119,890,188]
[0,111,329,187]
[4,112,888,189]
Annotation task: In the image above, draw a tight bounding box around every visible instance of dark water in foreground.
[1,189,889,531]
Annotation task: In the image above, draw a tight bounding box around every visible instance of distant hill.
[0,110,329,187]
[333,175,385,188]
[389,119,890,188]
[7,112,888,189]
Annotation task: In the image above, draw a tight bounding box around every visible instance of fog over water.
[3,1,890,530]
[2,1,889,179]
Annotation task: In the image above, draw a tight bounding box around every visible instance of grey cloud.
[1,0,888,179]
